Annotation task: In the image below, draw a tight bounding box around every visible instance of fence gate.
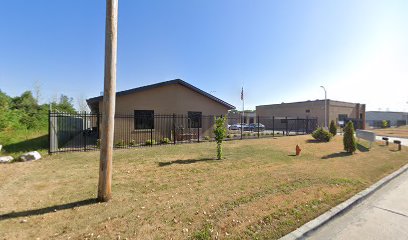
[49,112,100,153]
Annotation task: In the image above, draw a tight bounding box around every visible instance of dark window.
[338,114,348,121]
[306,109,310,113]
[188,111,202,128]
[360,113,363,119]
[134,110,154,129]
[249,117,254,124]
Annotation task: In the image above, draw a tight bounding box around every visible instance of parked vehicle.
[229,124,241,130]
[242,124,251,131]
[248,123,265,131]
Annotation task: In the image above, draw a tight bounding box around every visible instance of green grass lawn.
[0,135,407,239]
[0,129,48,158]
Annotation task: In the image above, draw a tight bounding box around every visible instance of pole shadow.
[357,143,370,152]
[158,158,215,167]
[0,198,97,221]
[321,152,351,159]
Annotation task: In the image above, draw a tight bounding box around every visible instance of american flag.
[241,87,244,101]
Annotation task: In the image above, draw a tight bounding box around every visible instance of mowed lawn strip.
[370,125,408,139]
[0,135,407,239]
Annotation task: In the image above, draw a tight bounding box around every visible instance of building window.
[360,113,363,119]
[188,111,202,128]
[134,110,154,130]
[306,109,310,113]
[338,114,348,121]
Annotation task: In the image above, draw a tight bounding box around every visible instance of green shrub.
[213,116,227,160]
[115,140,126,148]
[96,139,101,148]
[381,120,388,128]
[204,136,210,141]
[128,139,136,147]
[312,128,333,142]
[343,121,357,153]
[226,134,231,139]
[145,139,156,146]
[160,138,171,144]
[329,120,337,136]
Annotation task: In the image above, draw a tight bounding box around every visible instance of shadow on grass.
[287,154,297,157]
[0,198,97,221]
[306,139,323,143]
[357,143,370,152]
[322,152,351,159]
[158,158,215,167]
[3,135,48,153]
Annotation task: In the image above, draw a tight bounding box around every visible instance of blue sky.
[0,0,407,111]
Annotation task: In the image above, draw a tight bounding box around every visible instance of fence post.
[257,115,260,138]
[240,115,243,139]
[296,117,299,135]
[306,116,309,134]
[285,116,288,136]
[48,110,51,154]
[173,114,176,145]
[272,116,275,137]
[150,124,153,147]
[197,115,201,143]
[84,112,87,151]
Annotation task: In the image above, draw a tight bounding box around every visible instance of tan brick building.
[256,100,366,129]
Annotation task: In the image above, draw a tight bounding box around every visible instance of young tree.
[381,120,388,128]
[329,120,337,136]
[343,121,357,153]
[76,94,90,112]
[213,116,227,160]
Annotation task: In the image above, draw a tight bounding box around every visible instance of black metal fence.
[49,111,318,153]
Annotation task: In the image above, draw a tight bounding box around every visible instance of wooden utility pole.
[98,0,118,202]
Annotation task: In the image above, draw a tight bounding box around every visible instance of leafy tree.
[343,121,357,153]
[213,116,227,160]
[50,94,76,113]
[11,91,38,112]
[329,120,337,136]
[0,90,11,110]
[381,120,388,128]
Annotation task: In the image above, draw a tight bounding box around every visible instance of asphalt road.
[306,169,408,240]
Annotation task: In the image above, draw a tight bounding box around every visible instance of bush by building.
[329,120,337,136]
[312,128,333,142]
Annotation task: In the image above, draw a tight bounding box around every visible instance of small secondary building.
[256,99,366,129]
[86,79,235,141]
[366,111,408,128]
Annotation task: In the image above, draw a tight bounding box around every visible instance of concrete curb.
[280,163,408,240]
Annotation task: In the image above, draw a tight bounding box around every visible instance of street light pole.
[98,0,119,202]
[406,101,408,126]
[320,86,327,128]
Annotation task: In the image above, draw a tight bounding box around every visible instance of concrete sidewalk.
[306,169,408,240]
[376,136,408,146]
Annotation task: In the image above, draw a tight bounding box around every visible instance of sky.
[0,0,407,112]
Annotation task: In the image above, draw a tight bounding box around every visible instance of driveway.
[306,169,408,240]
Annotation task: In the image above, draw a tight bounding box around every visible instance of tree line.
[0,90,76,131]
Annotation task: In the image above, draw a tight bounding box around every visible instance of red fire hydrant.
[296,144,302,156]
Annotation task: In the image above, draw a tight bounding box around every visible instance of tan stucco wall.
[98,83,229,116]
[96,83,230,143]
